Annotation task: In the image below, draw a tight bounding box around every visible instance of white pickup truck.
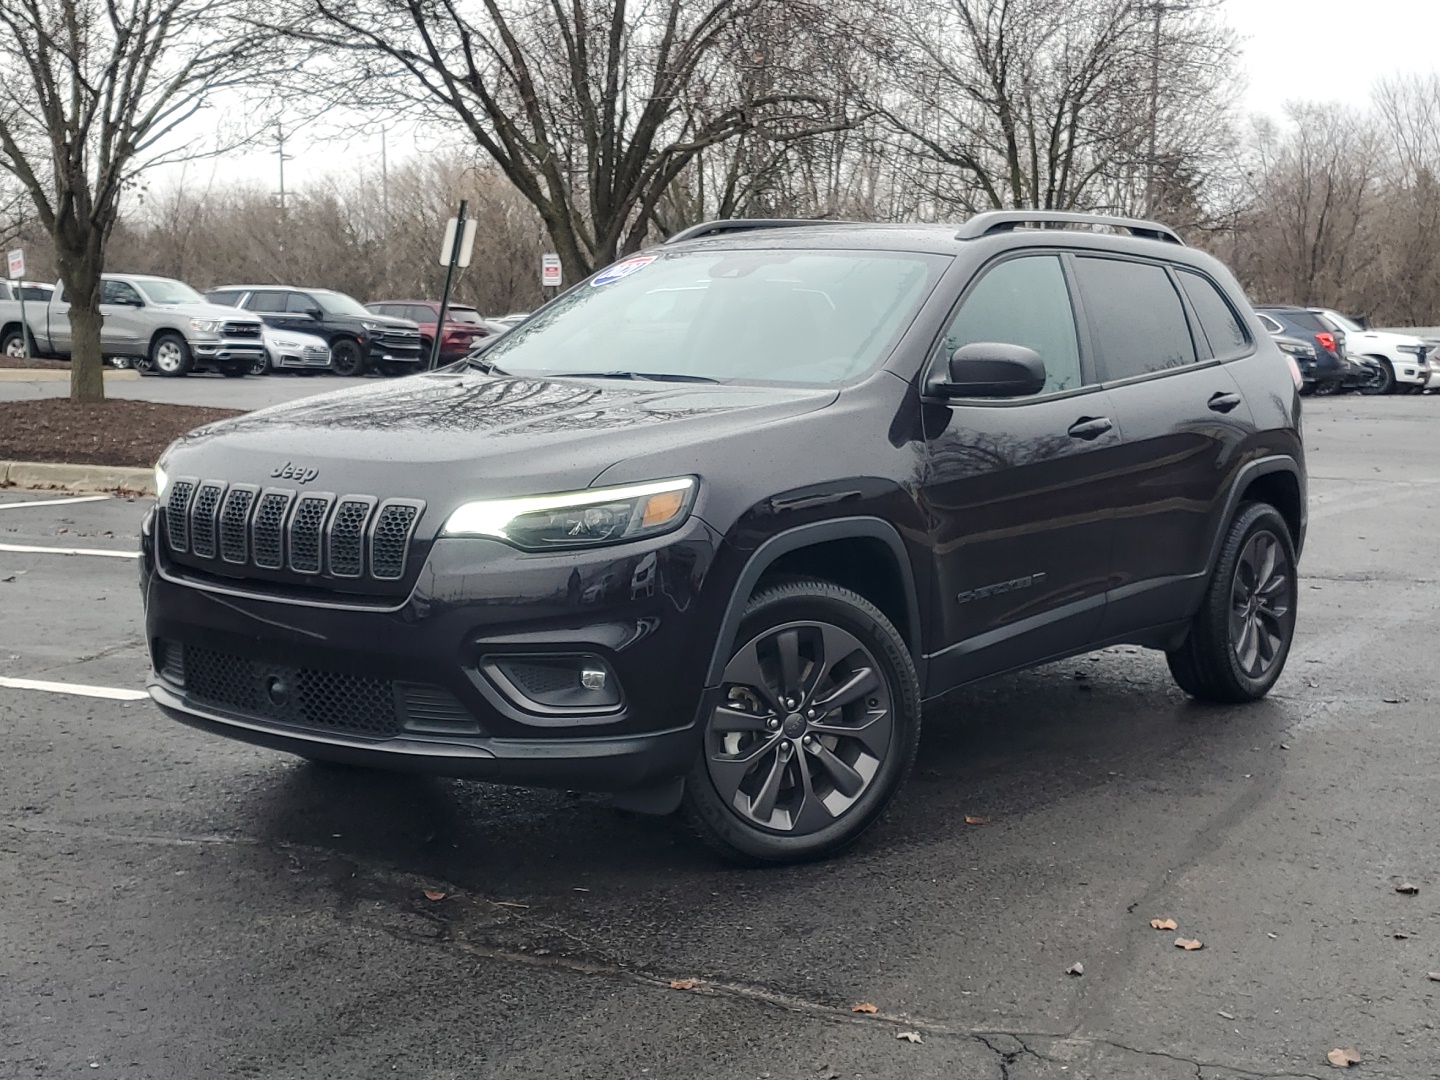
[1311,308,1432,394]
[0,273,265,377]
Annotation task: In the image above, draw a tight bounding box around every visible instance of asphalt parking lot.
[0,369,371,411]
[3,395,1439,1079]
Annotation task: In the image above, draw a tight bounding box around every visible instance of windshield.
[313,290,373,318]
[136,279,205,305]
[478,249,946,384]
[1324,310,1362,333]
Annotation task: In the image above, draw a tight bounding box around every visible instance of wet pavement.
[1,395,1438,1079]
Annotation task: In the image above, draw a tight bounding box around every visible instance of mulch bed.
[0,355,69,369]
[0,399,243,469]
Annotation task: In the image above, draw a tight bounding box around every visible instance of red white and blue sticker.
[591,255,657,287]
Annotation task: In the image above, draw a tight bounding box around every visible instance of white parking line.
[0,542,138,559]
[0,495,112,511]
[0,676,149,701]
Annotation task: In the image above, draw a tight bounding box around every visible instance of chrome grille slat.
[251,490,293,570]
[327,496,376,578]
[288,493,334,575]
[189,481,226,559]
[219,486,258,564]
[370,500,423,580]
[165,478,197,553]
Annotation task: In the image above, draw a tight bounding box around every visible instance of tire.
[1167,502,1297,703]
[1364,358,1396,395]
[680,578,920,865]
[330,337,365,377]
[149,332,193,377]
[250,352,272,376]
[109,355,132,370]
[3,328,30,358]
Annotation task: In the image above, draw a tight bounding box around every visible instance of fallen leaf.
[896,1031,922,1044]
[668,978,701,990]
[1395,883,1420,895]
[1149,918,1178,931]
[422,889,446,901]
[1218,1010,1235,1020]
[1175,937,1204,951]
[1066,962,1084,976]
[1427,972,1440,982]
[1267,932,1278,939]
[1383,697,1401,704]
[964,815,989,825]
[573,887,590,892]
[1393,931,1410,940]
[851,1002,879,1014]
[1327,1047,1361,1068]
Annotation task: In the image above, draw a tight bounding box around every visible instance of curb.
[0,368,141,381]
[0,460,154,495]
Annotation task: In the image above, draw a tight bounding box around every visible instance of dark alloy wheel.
[250,351,272,376]
[681,579,920,864]
[1167,502,1297,703]
[330,338,365,377]
[1360,358,1396,395]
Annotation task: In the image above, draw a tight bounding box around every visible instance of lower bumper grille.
[169,642,477,738]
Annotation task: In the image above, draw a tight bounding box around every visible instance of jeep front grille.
[163,477,424,585]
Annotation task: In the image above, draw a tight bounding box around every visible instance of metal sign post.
[429,202,477,371]
[7,249,29,361]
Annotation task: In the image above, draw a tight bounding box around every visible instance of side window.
[1257,313,1283,334]
[943,255,1083,395]
[408,305,435,323]
[1074,257,1196,381]
[248,291,287,312]
[207,290,241,307]
[101,280,142,305]
[1177,270,1249,360]
[285,292,317,314]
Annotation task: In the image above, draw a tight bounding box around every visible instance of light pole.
[275,122,293,260]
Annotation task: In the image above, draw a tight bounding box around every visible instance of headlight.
[360,320,381,332]
[189,318,222,332]
[154,463,170,499]
[442,477,697,550]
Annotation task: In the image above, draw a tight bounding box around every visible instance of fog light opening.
[481,653,623,714]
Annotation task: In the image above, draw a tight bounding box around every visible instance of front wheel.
[330,338,365,377]
[150,332,192,377]
[250,352,272,376]
[681,579,920,864]
[1167,503,1297,703]
[1360,358,1395,395]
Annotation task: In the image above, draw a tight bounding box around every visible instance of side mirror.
[306,308,324,320]
[938,342,1047,398]
[127,296,145,307]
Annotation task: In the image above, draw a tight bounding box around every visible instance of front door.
[923,253,1126,689]
[98,279,148,357]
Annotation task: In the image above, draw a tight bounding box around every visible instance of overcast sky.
[1227,0,1440,118]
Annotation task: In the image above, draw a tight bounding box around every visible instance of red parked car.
[365,300,507,363]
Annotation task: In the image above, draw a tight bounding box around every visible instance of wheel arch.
[703,518,924,689]
[1207,457,1306,574]
[147,325,189,354]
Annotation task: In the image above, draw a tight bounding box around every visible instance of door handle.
[1207,391,1242,413]
[1067,416,1113,441]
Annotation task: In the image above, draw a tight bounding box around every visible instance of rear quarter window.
[1176,270,1250,360]
[1074,257,1196,381]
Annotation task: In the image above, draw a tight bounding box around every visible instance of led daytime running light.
[442,477,696,541]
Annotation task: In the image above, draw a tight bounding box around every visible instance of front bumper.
[193,341,265,362]
[140,514,725,790]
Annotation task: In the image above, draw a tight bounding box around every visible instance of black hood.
[163,369,837,511]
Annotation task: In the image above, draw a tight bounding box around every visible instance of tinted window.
[101,280,143,305]
[1257,313,1283,334]
[248,291,287,312]
[1075,258,1195,380]
[285,292,318,314]
[1177,270,1248,359]
[408,305,437,323]
[207,291,242,307]
[943,255,1082,395]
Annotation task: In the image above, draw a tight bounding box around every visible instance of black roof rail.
[664,218,842,245]
[956,210,1184,246]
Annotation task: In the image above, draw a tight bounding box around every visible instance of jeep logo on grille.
[271,462,319,484]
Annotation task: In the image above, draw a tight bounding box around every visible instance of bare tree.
[278,0,851,282]
[0,0,270,401]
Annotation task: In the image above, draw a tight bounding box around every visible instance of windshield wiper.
[560,370,720,383]
[465,352,509,375]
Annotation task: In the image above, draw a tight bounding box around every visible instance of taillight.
[1316,332,1336,352]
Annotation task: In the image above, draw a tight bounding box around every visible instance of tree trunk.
[67,301,106,403]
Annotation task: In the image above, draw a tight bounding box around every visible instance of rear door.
[922,252,1126,688]
[1073,256,1257,638]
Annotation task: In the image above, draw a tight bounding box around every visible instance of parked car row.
[1256,305,1435,396]
[0,271,518,378]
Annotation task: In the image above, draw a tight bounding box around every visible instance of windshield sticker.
[592,255,657,287]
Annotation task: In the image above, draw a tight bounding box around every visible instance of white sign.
[541,253,562,288]
[6,249,23,280]
[438,218,477,268]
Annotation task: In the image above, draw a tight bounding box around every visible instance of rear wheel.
[330,337,365,377]
[1167,503,1297,703]
[150,332,192,377]
[681,579,920,864]
[3,328,30,358]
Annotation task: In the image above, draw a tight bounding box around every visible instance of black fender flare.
[702,516,924,688]
[1204,455,1306,576]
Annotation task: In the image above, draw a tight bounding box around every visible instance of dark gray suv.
[144,212,1305,864]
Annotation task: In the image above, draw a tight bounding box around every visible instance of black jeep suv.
[143,212,1305,864]
[205,285,424,376]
